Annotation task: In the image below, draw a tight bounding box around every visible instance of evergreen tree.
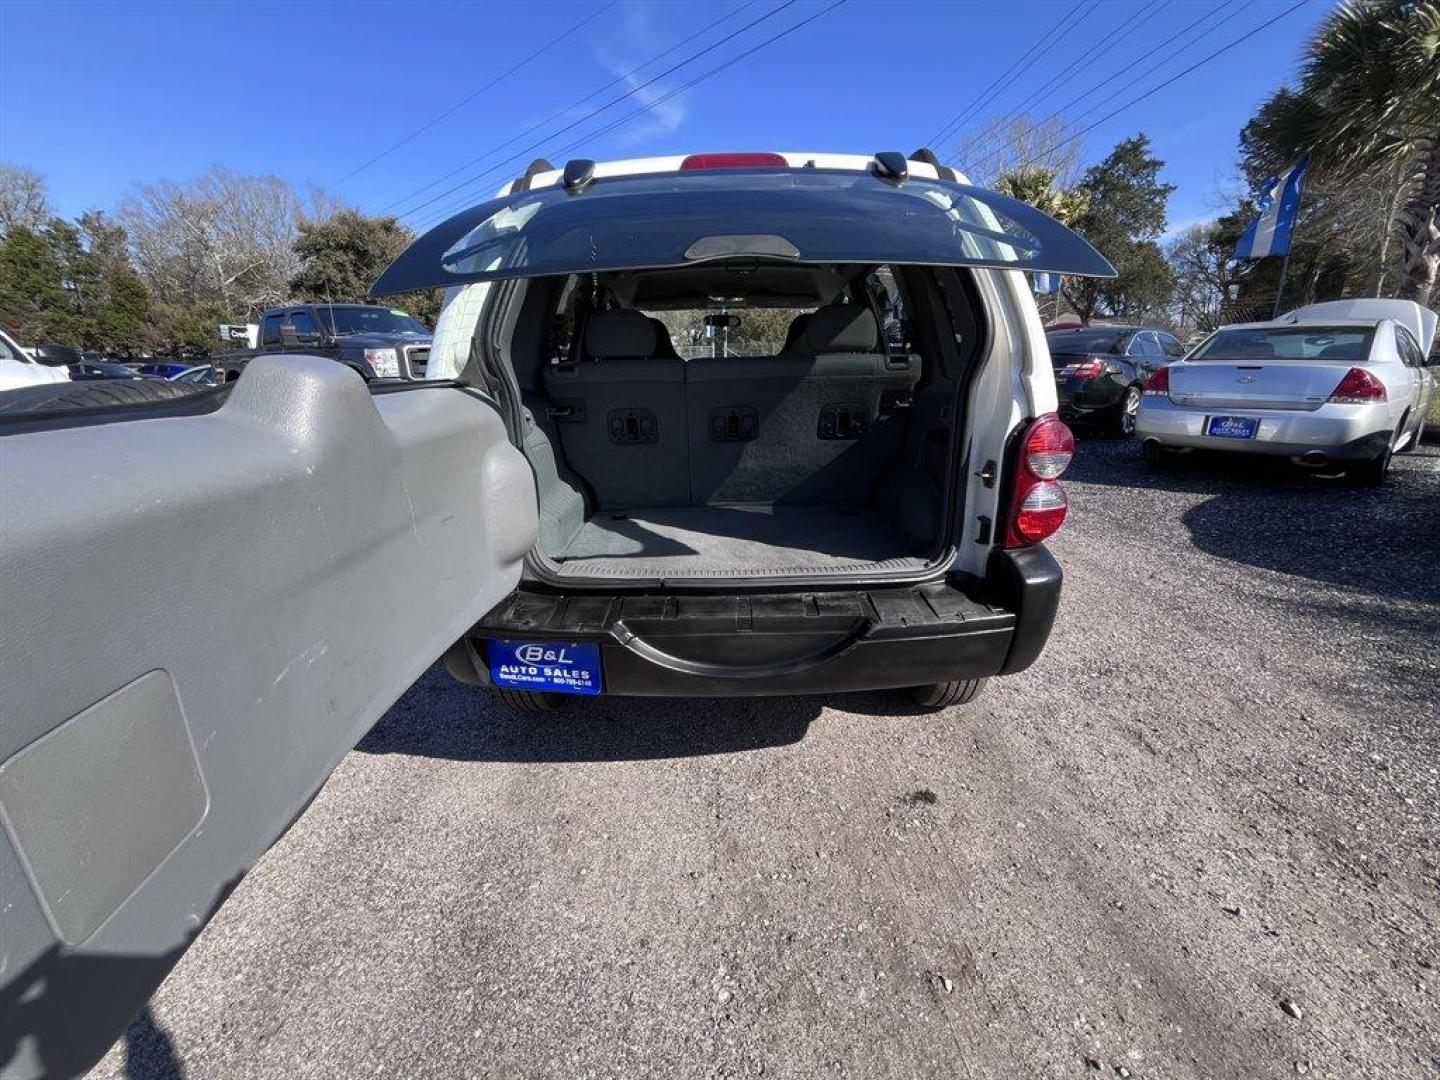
[1062,135,1176,325]
[291,210,438,323]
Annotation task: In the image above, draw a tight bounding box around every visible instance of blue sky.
[1,0,1328,236]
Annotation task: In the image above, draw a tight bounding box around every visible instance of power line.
[409,0,850,231]
[330,1,617,189]
[398,0,804,223]
[958,0,1247,176]
[1013,0,1316,173]
[923,0,1098,151]
[379,0,764,217]
[961,0,1175,161]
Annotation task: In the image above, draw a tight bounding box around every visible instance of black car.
[1047,325,1186,436]
[28,344,148,382]
[72,359,149,381]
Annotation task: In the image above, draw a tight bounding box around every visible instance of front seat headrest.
[805,305,880,353]
[647,318,680,359]
[782,312,813,352]
[585,309,658,359]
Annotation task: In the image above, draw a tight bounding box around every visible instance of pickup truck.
[214,302,433,380]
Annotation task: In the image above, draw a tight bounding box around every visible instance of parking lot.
[97,440,1438,1080]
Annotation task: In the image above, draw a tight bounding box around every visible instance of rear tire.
[1141,440,1173,467]
[907,678,988,710]
[1112,385,1142,438]
[1347,439,1393,487]
[493,688,572,714]
[1394,413,1419,454]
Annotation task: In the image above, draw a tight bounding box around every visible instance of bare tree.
[953,115,1083,188]
[117,167,316,319]
[0,163,51,236]
[1166,223,1233,337]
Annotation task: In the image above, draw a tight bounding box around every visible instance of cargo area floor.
[554,504,928,580]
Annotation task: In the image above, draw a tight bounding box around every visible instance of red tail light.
[1004,413,1074,548]
[1142,365,1170,395]
[1328,366,1386,403]
[1057,359,1105,379]
[680,152,788,171]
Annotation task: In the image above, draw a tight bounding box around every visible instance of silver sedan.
[1137,300,1436,485]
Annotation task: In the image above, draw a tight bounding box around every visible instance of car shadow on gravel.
[1070,440,1440,606]
[357,666,834,763]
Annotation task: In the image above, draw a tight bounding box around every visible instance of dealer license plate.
[1206,415,1258,439]
[486,640,602,696]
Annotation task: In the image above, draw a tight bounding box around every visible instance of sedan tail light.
[1142,366,1170,395]
[1056,359,1105,379]
[1004,413,1074,548]
[1328,366,1386,403]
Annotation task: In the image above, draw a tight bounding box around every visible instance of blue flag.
[1234,157,1309,259]
[1032,272,1061,294]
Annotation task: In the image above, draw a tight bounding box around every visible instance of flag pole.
[1272,250,1292,320]
[1270,157,1307,319]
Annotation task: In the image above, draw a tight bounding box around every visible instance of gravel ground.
[95,441,1439,1080]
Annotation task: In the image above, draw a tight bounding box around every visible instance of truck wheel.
[0,378,198,415]
[493,688,571,714]
[1111,385,1142,438]
[906,678,987,710]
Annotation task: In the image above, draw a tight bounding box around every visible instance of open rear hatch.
[374,159,1115,590]
[371,161,1114,296]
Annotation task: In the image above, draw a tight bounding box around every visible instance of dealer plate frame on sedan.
[1206,415,1259,439]
[485,640,603,696]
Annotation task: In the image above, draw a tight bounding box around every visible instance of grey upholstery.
[684,306,919,504]
[586,308,657,358]
[794,303,880,355]
[538,304,920,515]
[648,318,681,359]
[542,309,689,508]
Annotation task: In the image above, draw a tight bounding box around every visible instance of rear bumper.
[1135,398,1391,459]
[1055,377,1124,421]
[446,547,1062,697]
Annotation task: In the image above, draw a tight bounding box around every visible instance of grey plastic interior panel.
[0,355,536,1080]
[0,670,206,946]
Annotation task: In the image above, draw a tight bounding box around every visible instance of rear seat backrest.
[686,304,919,504]
[541,309,689,508]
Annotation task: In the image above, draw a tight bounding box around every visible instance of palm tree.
[1254,0,1440,302]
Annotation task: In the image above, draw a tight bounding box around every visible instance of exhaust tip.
[1298,450,1330,466]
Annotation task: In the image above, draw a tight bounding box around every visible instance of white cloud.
[588,4,689,148]
[1160,214,1219,242]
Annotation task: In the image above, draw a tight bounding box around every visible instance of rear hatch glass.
[371,168,1115,296]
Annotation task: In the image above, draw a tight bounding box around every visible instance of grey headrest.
[806,305,879,353]
[586,309,658,359]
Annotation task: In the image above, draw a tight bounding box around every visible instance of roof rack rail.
[907,147,958,184]
[512,158,555,193]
